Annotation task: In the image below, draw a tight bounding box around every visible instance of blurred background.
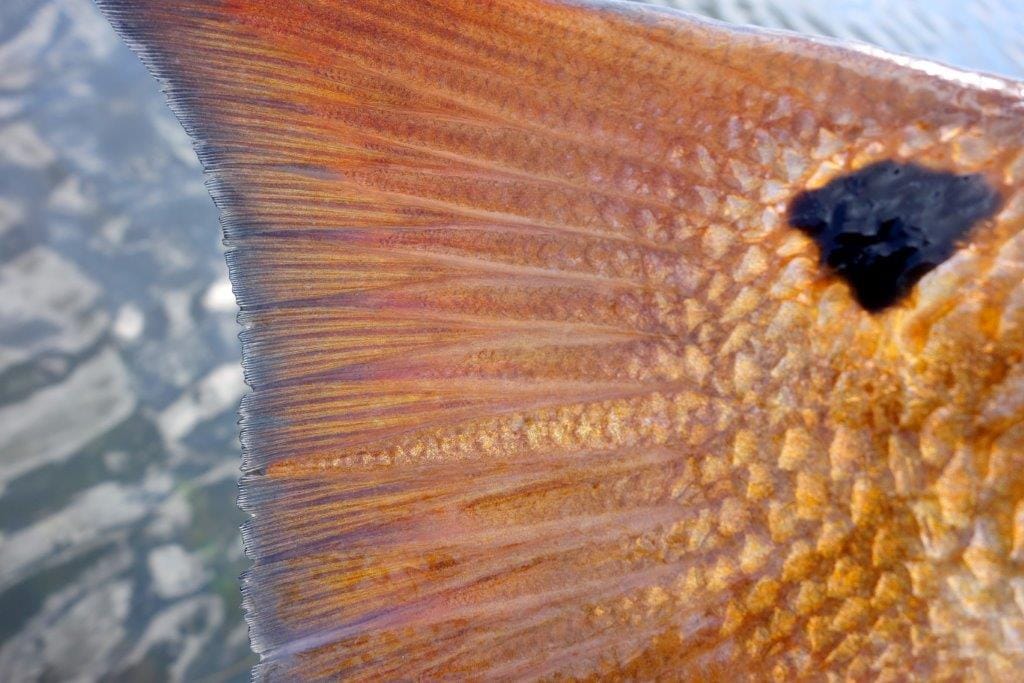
[0,0,1020,680]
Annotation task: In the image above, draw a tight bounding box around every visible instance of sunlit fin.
[98,0,1024,679]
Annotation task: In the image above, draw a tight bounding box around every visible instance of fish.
[97,0,1024,679]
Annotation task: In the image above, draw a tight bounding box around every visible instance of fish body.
[99,0,1024,679]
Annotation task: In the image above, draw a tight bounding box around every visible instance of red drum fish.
[99,0,1024,679]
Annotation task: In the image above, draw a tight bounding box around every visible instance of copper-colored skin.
[101,0,1024,679]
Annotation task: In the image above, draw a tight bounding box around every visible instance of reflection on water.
[0,0,1019,680]
[667,0,1024,82]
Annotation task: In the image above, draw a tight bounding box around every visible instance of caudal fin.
[99,0,1024,679]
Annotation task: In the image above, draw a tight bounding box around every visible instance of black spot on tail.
[788,160,1001,312]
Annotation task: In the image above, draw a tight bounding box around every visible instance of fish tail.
[99,0,1024,679]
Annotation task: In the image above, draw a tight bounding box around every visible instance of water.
[0,0,1019,680]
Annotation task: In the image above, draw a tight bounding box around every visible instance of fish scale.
[98,0,1024,679]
